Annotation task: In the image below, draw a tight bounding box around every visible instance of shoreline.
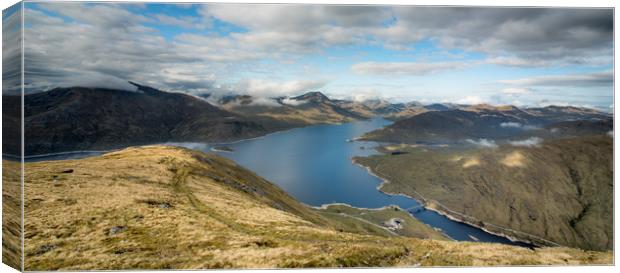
[20,117,385,159]
[210,147,234,153]
[18,118,551,248]
[19,122,310,159]
[312,202,455,241]
[18,126,305,161]
[312,202,402,212]
[23,149,117,159]
[351,157,555,248]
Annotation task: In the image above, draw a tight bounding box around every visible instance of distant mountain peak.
[424,103,453,111]
[291,91,330,102]
[218,94,253,105]
[465,104,518,112]
[128,81,163,94]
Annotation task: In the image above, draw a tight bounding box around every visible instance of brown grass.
[2,160,22,270]
[16,146,613,270]
[501,151,526,167]
[462,157,481,168]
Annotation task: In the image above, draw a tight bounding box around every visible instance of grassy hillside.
[354,135,613,251]
[2,160,22,270]
[15,146,611,270]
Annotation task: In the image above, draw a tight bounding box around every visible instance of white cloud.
[501,88,531,95]
[22,3,298,95]
[233,79,327,98]
[281,97,307,106]
[216,95,281,107]
[500,122,523,128]
[351,61,471,76]
[455,96,486,105]
[250,97,281,107]
[500,122,539,130]
[487,56,550,67]
[16,2,614,106]
[382,7,612,67]
[60,72,139,92]
[152,14,211,29]
[201,5,612,68]
[509,137,543,147]
[499,71,613,87]
[40,2,150,29]
[347,88,383,102]
[2,6,22,95]
[199,4,391,54]
[466,138,498,148]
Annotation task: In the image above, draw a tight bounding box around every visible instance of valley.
[2,83,614,269]
[1,3,614,271]
[12,146,612,270]
[4,84,386,156]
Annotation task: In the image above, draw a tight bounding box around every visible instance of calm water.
[173,118,531,246]
[25,118,532,246]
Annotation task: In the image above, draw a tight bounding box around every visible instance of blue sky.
[5,2,613,110]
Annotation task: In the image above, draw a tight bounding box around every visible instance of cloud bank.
[465,138,498,148]
[508,137,543,147]
[499,71,613,87]
[351,61,472,76]
[5,2,612,110]
[500,122,539,130]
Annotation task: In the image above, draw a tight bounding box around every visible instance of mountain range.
[360,104,612,144]
[217,91,373,125]
[5,83,281,155]
[2,82,612,157]
[1,82,614,268]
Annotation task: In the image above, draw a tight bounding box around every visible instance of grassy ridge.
[13,146,612,269]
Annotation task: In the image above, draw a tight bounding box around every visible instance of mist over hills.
[3,83,289,155]
[216,90,373,125]
[360,104,612,144]
[2,81,612,156]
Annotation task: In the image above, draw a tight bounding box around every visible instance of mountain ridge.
[4,85,292,155]
[360,106,612,144]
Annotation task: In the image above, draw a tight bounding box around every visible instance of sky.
[1,2,614,110]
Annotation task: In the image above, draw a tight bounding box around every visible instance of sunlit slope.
[355,135,613,251]
[19,146,611,270]
[2,160,22,270]
[219,92,373,125]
